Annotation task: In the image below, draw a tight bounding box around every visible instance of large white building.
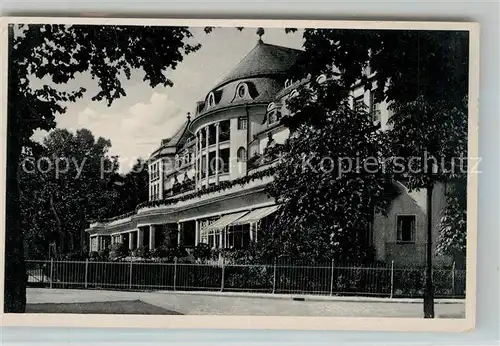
[86,33,449,267]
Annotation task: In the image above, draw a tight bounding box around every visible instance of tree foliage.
[268,28,469,262]
[6,23,200,312]
[291,29,468,107]
[262,78,398,263]
[436,179,467,263]
[21,128,122,259]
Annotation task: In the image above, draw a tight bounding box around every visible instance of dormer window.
[285,79,293,88]
[237,83,247,98]
[316,74,328,85]
[266,102,282,125]
[207,92,215,108]
[289,89,299,99]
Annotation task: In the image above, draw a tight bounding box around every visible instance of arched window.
[285,79,292,88]
[237,147,247,162]
[316,74,328,85]
[207,92,215,108]
[267,102,276,112]
[290,89,299,99]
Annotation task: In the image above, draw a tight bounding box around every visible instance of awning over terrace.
[230,205,279,226]
[205,211,249,231]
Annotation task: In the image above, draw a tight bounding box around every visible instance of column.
[249,224,254,242]
[219,228,224,248]
[119,233,124,244]
[137,228,144,248]
[177,222,182,246]
[215,122,220,185]
[194,220,200,246]
[198,131,203,188]
[205,126,209,188]
[194,134,198,191]
[149,225,156,250]
[128,231,134,250]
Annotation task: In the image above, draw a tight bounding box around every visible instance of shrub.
[89,251,100,261]
[193,243,211,261]
[98,248,110,260]
[55,251,87,261]
[133,245,149,259]
[149,245,189,262]
[109,242,129,260]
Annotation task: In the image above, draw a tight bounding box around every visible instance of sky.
[31,27,305,173]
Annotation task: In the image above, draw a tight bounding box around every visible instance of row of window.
[200,226,252,249]
[206,82,253,110]
[199,120,231,149]
[200,148,231,178]
[204,73,330,113]
[285,73,328,89]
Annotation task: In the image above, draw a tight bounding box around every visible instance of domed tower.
[188,28,302,189]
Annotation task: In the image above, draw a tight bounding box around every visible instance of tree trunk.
[4,139,26,312]
[49,195,66,253]
[4,25,26,312]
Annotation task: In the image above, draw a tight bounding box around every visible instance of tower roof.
[212,41,302,90]
[163,119,190,148]
[150,116,192,160]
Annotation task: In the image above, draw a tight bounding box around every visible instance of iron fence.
[25,259,466,298]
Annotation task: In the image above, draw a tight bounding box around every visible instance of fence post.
[173,257,178,291]
[272,258,277,294]
[49,258,54,289]
[84,259,89,288]
[390,260,394,299]
[451,261,456,296]
[329,259,335,296]
[220,256,225,292]
[129,259,133,289]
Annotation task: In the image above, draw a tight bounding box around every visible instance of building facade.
[86,35,449,267]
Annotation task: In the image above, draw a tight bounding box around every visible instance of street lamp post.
[423,157,435,318]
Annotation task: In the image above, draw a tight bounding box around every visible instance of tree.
[20,128,120,259]
[6,23,200,312]
[263,76,398,263]
[108,158,149,217]
[436,178,467,267]
[286,28,469,318]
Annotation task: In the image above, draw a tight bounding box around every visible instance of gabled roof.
[212,41,302,90]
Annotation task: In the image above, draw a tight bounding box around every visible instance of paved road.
[27,288,465,318]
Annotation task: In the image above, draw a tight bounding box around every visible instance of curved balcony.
[198,140,230,158]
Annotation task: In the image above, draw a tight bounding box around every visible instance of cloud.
[48,88,188,173]
[29,27,305,174]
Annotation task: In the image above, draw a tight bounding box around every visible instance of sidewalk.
[155,290,465,304]
[27,288,465,317]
